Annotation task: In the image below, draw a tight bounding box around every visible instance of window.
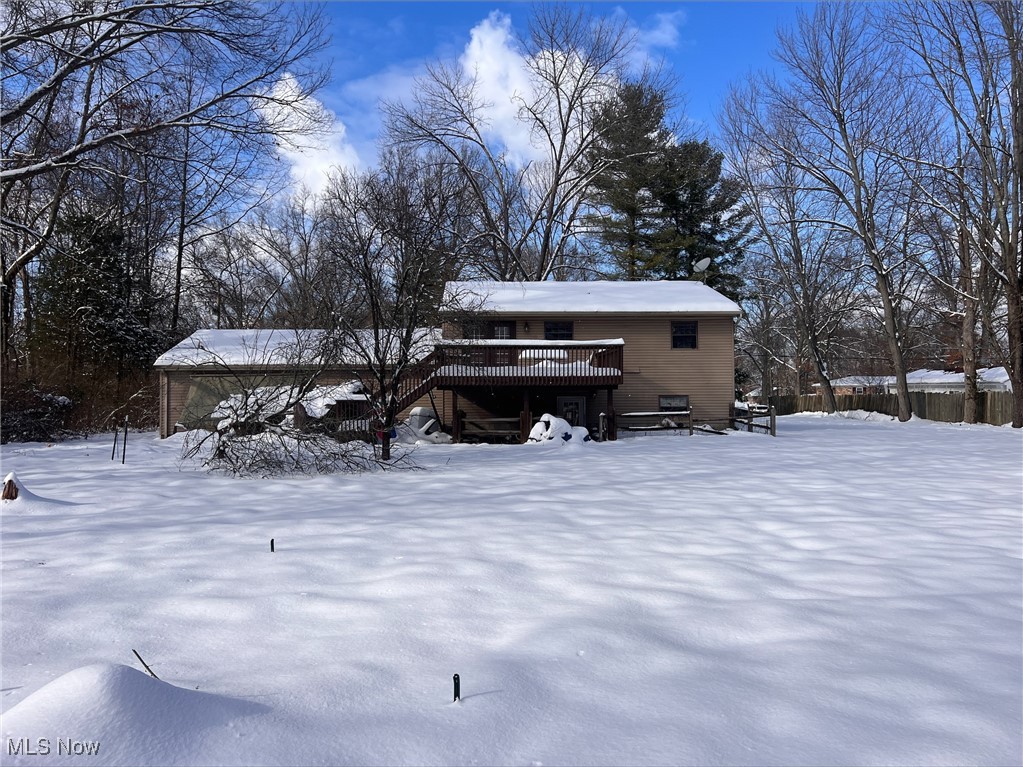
[659,395,689,412]
[491,321,515,340]
[544,321,574,341]
[671,321,698,349]
[462,319,487,340]
[854,386,865,395]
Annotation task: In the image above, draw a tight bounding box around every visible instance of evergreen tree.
[586,83,674,280]
[31,214,161,386]
[588,85,751,300]
[648,140,751,301]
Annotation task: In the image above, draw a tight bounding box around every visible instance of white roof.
[154,328,440,368]
[817,375,895,388]
[443,280,741,315]
[905,367,1012,388]
[817,368,1013,390]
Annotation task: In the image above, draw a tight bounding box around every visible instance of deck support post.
[606,388,616,441]
[520,389,531,443]
[452,391,462,443]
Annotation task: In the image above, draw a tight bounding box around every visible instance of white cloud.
[263,74,362,196]
[642,11,687,49]
[278,118,361,196]
[459,11,541,166]
[615,8,689,74]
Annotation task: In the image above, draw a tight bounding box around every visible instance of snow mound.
[1,663,268,766]
[1,471,73,507]
[527,414,591,446]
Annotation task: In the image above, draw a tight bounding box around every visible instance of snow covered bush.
[0,383,76,443]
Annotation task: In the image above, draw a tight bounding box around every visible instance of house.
[891,367,1013,394]
[154,280,742,441]
[808,368,1014,397]
[813,375,893,396]
[153,327,438,438]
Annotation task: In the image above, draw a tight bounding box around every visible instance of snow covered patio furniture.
[618,395,694,436]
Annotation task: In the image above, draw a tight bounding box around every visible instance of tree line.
[723,1,1022,427]
[2,1,1020,438]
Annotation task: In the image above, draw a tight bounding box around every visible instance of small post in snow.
[121,416,128,464]
[452,674,460,702]
[111,424,119,461]
[270,538,275,553]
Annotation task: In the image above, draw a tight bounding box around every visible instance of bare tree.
[1,0,329,373]
[888,1,1023,427]
[385,5,637,281]
[175,332,383,477]
[320,148,481,460]
[722,82,864,412]
[730,4,929,421]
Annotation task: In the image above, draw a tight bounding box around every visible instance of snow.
[2,415,1021,766]
[443,281,742,315]
[439,338,625,347]
[154,329,440,368]
[526,414,590,445]
[212,381,367,427]
[903,367,1013,392]
[820,368,1014,393]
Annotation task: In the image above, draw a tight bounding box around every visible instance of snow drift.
[1,663,268,766]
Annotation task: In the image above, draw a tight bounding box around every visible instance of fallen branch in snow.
[132,649,159,680]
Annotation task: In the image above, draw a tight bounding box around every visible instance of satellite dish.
[693,257,712,273]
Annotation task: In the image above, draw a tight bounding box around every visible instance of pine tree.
[648,140,751,301]
[588,85,751,299]
[31,214,160,386]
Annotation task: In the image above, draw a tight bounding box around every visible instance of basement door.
[557,396,586,427]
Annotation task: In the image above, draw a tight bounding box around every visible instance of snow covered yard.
[1,415,1020,767]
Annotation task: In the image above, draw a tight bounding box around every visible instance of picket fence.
[769,391,1014,427]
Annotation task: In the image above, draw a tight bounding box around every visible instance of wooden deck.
[431,340,624,388]
[394,340,624,412]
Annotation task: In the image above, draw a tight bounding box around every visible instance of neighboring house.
[890,367,1013,394]
[154,280,742,441]
[813,375,893,396]
[807,369,1014,398]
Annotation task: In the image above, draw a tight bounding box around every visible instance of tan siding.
[475,315,735,423]
[164,371,192,437]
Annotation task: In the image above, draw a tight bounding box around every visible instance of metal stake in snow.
[453,674,460,702]
[121,416,128,464]
[270,538,275,553]
[111,424,119,461]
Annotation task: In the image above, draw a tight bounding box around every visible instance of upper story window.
[491,321,515,340]
[463,320,516,340]
[671,321,698,349]
[544,321,574,341]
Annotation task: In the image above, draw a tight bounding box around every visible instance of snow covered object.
[3,471,20,500]
[527,413,591,445]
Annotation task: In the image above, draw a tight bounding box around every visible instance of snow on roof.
[905,367,1012,388]
[815,369,1013,390]
[443,280,741,315]
[154,328,440,368]
[816,375,895,388]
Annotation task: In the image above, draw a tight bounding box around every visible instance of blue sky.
[286,2,808,189]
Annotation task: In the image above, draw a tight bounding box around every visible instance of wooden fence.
[769,391,1014,426]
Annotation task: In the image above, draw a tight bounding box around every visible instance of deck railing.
[431,340,624,388]
[391,340,624,413]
